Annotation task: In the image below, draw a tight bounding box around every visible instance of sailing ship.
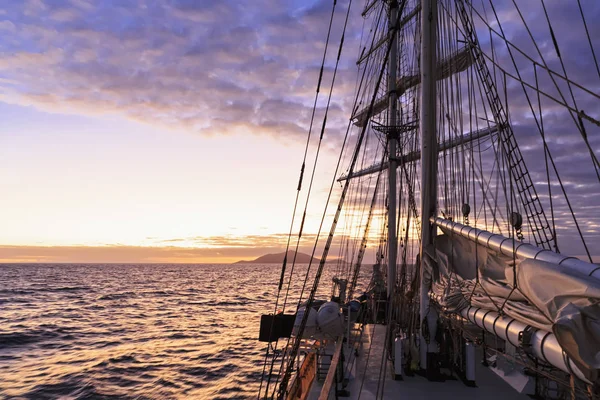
[258,0,600,398]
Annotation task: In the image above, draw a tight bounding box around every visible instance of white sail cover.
[430,230,600,382]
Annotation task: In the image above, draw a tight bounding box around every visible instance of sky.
[0,0,357,263]
[0,0,599,263]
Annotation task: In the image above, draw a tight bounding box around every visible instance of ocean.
[0,263,357,399]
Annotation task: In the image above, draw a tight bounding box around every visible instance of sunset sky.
[1,0,599,263]
[0,0,356,263]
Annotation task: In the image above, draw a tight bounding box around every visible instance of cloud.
[0,0,599,259]
[155,233,318,248]
[0,244,275,263]
[0,0,358,142]
[0,231,367,263]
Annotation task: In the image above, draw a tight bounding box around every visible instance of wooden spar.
[357,5,421,65]
[337,124,498,182]
[361,0,378,17]
[318,339,343,400]
[352,47,472,127]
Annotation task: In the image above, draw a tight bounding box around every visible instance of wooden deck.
[309,324,531,399]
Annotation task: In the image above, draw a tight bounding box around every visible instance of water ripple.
[0,263,364,399]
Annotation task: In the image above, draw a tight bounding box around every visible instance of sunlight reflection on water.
[0,263,367,399]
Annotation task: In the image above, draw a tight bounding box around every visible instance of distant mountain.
[235,250,318,264]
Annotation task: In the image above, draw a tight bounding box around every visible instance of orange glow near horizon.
[0,244,286,264]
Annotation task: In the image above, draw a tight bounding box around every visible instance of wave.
[0,329,59,349]
[0,289,35,295]
[167,332,193,340]
[180,365,210,377]
[108,354,138,364]
[97,292,137,301]
[26,379,102,400]
[202,299,246,306]
[47,286,91,292]
[0,263,303,398]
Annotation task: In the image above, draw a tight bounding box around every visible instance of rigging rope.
[577,0,600,82]
[276,3,408,397]
[259,1,339,396]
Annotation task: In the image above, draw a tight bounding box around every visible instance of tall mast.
[387,0,399,302]
[419,0,438,369]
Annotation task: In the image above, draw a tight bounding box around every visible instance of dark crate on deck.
[259,313,295,342]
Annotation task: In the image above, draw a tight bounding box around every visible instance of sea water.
[0,263,362,399]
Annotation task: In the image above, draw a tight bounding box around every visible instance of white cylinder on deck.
[292,305,318,338]
[316,302,344,339]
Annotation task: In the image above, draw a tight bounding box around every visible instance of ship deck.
[308,324,531,399]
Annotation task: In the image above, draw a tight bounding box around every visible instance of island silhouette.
[235,250,318,264]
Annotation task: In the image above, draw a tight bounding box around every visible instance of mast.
[419,0,438,370]
[387,0,399,301]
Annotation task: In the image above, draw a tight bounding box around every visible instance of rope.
[577,0,600,81]
[277,3,409,397]
[259,0,340,396]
